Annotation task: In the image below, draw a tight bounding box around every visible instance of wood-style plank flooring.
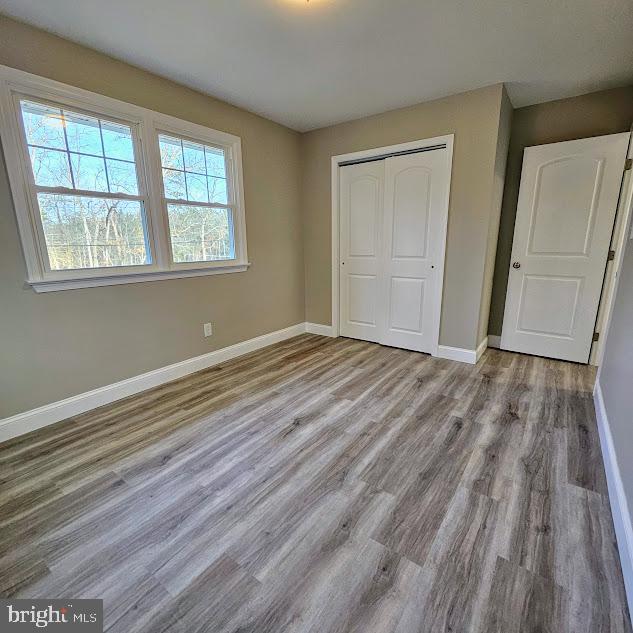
[1,334,631,633]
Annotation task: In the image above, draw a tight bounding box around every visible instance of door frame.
[330,134,454,356]
[593,135,633,366]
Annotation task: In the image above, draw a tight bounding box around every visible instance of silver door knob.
[512,262,521,269]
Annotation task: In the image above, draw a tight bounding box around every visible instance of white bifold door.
[501,133,630,363]
[339,148,450,353]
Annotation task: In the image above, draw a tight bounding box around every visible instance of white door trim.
[592,135,633,366]
[331,134,454,356]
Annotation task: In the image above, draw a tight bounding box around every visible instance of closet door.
[339,160,386,343]
[381,150,449,353]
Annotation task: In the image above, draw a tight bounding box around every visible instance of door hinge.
[608,249,616,261]
[593,332,600,342]
[625,158,632,171]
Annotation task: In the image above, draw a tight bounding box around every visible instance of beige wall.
[488,86,633,336]
[0,16,305,418]
[600,224,633,500]
[476,87,513,344]
[302,84,506,350]
[599,210,633,597]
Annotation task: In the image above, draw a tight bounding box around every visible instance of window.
[0,66,247,291]
[158,134,234,263]
[20,100,150,271]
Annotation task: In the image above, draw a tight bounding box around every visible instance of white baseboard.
[436,345,477,364]
[594,380,633,614]
[487,334,502,349]
[476,337,488,361]
[305,322,335,337]
[0,322,308,444]
[436,337,487,365]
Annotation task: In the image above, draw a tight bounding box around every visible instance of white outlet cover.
[204,323,213,337]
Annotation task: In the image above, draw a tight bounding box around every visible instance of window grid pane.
[101,121,135,161]
[185,172,208,203]
[162,168,187,200]
[106,159,139,195]
[183,140,206,174]
[69,153,106,192]
[20,100,141,198]
[21,102,66,150]
[64,111,102,156]
[159,133,227,205]
[29,146,73,188]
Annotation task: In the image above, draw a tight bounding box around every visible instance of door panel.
[348,274,378,326]
[389,277,425,333]
[517,275,582,336]
[381,151,450,353]
[339,161,385,343]
[501,133,629,362]
[391,168,431,258]
[529,156,603,256]
[349,177,379,257]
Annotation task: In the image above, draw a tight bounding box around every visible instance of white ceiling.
[1,0,632,131]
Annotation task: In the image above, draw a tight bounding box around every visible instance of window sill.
[28,262,251,293]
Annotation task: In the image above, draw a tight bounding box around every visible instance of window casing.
[0,65,248,292]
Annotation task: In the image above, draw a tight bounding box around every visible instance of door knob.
[512,262,521,269]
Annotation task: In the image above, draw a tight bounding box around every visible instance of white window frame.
[153,124,244,270]
[0,65,249,292]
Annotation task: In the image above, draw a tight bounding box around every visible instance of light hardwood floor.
[1,334,631,633]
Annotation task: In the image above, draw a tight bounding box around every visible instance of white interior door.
[501,133,630,363]
[339,147,450,353]
[380,151,450,352]
[339,160,385,343]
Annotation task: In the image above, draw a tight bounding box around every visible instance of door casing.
[591,135,633,366]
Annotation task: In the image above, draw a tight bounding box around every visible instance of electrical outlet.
[203,323,213,337]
